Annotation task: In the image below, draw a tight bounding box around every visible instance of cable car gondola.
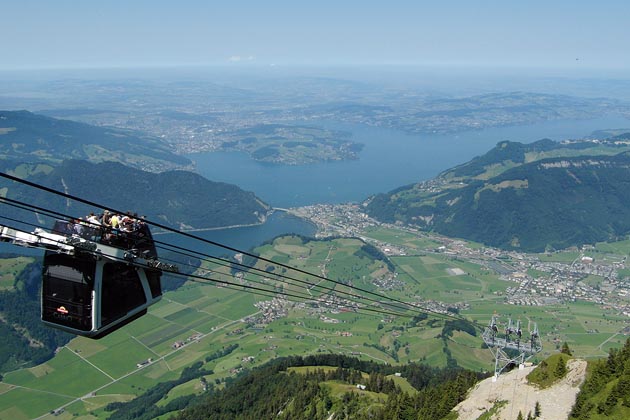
[1,216,178,338]
[39,219,164,338]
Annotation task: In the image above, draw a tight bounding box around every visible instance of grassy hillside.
[366,138,630,251]
[527,352,572,388]
[0,110,190,171]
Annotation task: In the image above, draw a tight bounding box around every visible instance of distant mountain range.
[366,136,630,252]
[303,91,628,135]
[0,110,190,171]
[1,159,269,231]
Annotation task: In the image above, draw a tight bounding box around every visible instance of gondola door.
[42,252,96,333]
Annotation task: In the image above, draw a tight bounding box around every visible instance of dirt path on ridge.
[454,359,587,420]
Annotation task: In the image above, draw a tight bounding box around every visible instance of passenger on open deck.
[73,218,85,236]
[101,210,112,227]
[86,213,101,226]
[55,220,74,235]
[120,212,135,232]
[110,214,120,231]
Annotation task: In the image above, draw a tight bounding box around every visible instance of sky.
[2,0,630,71]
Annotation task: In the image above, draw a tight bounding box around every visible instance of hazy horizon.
[3,1,630,71]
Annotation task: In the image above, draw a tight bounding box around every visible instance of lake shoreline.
[153,208,319,236]
[188,116,630,208]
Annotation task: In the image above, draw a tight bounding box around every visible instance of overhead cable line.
[0,173,428,311]
[1,196,71,226]
[150,237,418,314]
[0,201,416,318]
[0,172,483,327]
[2,195,417,316]
[0,216,417,319]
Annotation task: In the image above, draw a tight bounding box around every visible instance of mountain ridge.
[1,159,269,231]
[0,110,190,171]
[366,137,630,251]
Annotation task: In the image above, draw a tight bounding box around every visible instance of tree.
[555,357,567,378]
[561,342,572,356]
[516,410,524,420]
[534,401,542,418]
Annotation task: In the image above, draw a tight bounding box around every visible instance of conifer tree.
[555,356,567,378]
[561,342,572,356]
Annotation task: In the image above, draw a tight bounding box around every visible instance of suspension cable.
[1,196,419,315]
[0,172,483,327]
[0,217,419,319]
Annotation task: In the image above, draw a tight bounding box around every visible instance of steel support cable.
[32,224,416,319]
[0,203,419,323]
[152,245,347,305]
[0,215,294,304]
[1,197,415,315]
[139,251,350,309]
[0,173,484,327]
[150,237,416,313]
[168,269,419,319]
[145,240,431,319]
[0,213,418,319]
[0,196,71,225]
[107,250,419,319]
[0,212,303,306]
[0,173,432,313]
[0,199,483,329]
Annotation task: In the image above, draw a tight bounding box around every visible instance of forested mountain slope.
[1,159,269,230]
[366,138,630,252]
[168,354,481,420]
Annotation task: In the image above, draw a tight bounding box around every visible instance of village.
[289,203,630,319]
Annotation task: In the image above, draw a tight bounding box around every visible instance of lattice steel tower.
[482,314,542,379]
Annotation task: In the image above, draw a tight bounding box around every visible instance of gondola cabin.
[41,220,163,338]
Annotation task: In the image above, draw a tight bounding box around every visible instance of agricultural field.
[362,226,443,252]
[0,255,35,290]
[536,250,581,263]
[2,231,630,418]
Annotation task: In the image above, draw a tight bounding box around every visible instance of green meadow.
[0,256,35,291]
[3,233,630,418]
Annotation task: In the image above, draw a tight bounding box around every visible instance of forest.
[367,149,630,252]
[570,338,630,419]
[0,258,71,372]
[172,353,484,420]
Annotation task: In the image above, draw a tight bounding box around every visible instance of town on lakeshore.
[289,203,630,323]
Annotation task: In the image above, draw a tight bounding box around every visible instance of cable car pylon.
[482,313,542,380]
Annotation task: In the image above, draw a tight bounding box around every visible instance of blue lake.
[189,117,630,208]
[155,211,316,256]
[7,117,625,256]
[173,115,629,252]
